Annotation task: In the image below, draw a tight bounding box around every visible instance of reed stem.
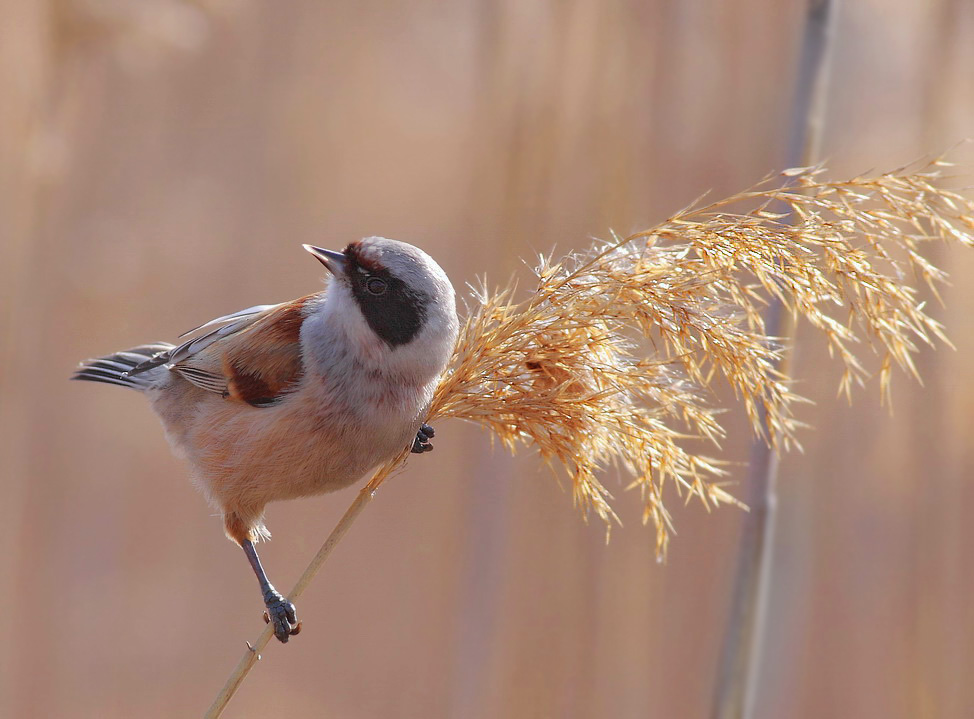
[710,2,838,718]
[203,452,406,719]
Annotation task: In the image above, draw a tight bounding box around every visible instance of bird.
[72,237,459,642]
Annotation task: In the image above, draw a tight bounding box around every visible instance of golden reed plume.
[428,159,974,555]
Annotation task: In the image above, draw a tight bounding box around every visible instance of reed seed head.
[427,158,974,556]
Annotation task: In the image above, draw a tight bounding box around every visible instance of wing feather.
[127,304,280,376]
[172,366,231,395]
[135,296,316,406]
[167,304,283,366]
[177,304,279,338]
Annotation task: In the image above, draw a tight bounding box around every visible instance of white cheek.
[347,322,387,362]
[323,286,388,361]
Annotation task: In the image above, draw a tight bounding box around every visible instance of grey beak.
[303,244,347,275]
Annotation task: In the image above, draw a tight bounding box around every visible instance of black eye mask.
[343,260,429,347]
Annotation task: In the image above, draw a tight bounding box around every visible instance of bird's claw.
[411,423,435,453]
[262,594,300,643]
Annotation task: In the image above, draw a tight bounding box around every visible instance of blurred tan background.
[2,1,973,717]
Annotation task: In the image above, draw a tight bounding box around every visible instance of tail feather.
[72,343,174,391]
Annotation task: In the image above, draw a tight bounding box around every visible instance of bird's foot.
[262,591,301,643]
[411,423,435,453]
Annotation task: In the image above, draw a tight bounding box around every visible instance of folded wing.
[131,296,315,407]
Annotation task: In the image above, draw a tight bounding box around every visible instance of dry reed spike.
[430,158,974,554]
[205,159,974,717]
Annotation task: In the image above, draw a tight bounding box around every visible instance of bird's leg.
[411,423,435,453]
[241,539,300,643]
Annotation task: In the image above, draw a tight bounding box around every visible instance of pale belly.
[156,377,426,511]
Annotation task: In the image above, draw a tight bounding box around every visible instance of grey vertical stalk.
[711,2,839,718]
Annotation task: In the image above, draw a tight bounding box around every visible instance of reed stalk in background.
[713,1,838,717]
[206,159,974,718]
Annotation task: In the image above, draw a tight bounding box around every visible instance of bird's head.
[303,237,459,377]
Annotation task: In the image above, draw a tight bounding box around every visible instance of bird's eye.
[365,277,387,295]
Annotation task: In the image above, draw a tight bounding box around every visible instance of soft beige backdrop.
[2,1,973,717]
